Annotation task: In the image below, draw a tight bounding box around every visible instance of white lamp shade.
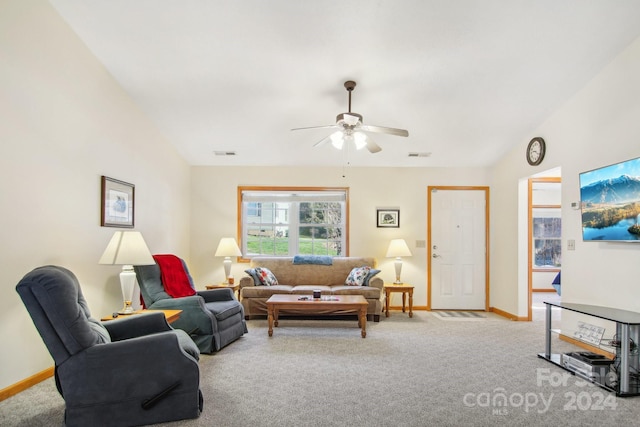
[386,239,412,258]
[215,238,242,257]
[99,231,155,266]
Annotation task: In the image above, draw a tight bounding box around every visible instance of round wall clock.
[526,137,546,166]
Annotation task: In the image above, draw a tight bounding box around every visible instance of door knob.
[432,253,441,258]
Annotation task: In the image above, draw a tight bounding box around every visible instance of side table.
[383,284,414,318]
[206,282,240,299]
[101,309,182,324]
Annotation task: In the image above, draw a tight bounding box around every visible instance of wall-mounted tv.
[580,156,640,242]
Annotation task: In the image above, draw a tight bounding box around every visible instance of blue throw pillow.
[292,255,333,265]
[244,268,261,286]
[363,269,381,287]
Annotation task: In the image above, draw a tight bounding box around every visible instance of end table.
[101,309,182,324]
[383,284,414,318]
[206,282,240,299]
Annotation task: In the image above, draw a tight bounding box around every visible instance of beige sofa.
[239,256,384,321]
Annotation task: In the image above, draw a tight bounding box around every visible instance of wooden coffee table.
[266,294,368,338]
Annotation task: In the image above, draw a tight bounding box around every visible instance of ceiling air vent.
[214,151,237,156]
[408,152,431,158]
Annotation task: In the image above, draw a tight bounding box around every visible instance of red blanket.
[153,254,196,299]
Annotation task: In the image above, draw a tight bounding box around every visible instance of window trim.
[237,186,350,262]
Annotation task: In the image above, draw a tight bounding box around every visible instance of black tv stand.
[539,301,640,396]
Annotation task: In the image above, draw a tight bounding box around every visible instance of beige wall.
[490,34,640,320]
[0,0,191,389]
[189,166,490,309]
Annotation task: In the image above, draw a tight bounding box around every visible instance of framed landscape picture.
[377,209,400,228]
[101,176,134,228]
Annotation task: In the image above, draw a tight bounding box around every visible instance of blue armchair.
[134,257,247,353]
[16,265,202,427]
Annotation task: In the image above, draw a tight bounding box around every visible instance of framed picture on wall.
[377,209,400,228]
[101,176,135,228]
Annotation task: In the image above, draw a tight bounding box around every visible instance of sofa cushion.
[291,285,333,294]
[331,286,381,299]
[345,266,371,286]
[255,267,279,286]
[242,284,294,298]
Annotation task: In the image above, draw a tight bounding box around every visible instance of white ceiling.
[49,0,640,168]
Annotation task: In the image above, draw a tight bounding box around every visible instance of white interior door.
[430,188,487,310]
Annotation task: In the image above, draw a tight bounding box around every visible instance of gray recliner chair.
[16,265,203,427]
[135,256,247,353]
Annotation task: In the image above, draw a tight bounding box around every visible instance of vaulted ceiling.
[49,0,640,168]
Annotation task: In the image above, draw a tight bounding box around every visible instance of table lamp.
[99,231,155,314]
[215,237,242,283]
[386,238,412,284]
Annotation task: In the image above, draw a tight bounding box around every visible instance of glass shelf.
[540,301,640,396]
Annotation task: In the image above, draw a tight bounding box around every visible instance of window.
[238,187,349,259]
[529,179,562,269]
[532,210,561,267]
[246,202,261,217]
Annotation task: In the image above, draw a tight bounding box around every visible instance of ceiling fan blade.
[360,124,409,137]
[364,134,382,153]
[291,124,338,132]
[313,134,332,147]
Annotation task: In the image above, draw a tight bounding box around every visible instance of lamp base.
[118,300,134,315]
[223,257,232,284]
[119,266,136,315]
[394,258,403,285]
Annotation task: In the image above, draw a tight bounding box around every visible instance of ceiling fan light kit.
[292,80,409,153]
[330,131,344,149]
[353,132,367,150]
[330,130,368,151]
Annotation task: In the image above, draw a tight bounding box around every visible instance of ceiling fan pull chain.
[344,137,352,170]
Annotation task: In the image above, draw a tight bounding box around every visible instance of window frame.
[237,186,350,262]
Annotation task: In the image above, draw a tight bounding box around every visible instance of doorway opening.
[521,168,561,321]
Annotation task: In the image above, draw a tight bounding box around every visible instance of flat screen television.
[580,156,640,242]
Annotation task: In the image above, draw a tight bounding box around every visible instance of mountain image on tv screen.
[580,156,640,241]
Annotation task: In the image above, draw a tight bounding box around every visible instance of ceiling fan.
[291,80,409,153]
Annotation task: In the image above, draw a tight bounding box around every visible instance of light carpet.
[2,311,640,427]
